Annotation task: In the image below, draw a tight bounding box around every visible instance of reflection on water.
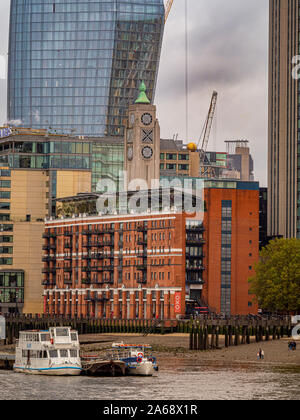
[0,357,299,400]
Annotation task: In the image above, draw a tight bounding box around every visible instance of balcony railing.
[186,266,205,272]
[137,225,148,232]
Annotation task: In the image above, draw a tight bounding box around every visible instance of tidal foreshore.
[1,333,299,367]
[71,333,300,366]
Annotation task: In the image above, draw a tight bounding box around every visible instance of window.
[0,236,13,243]
[0,203,10,210]
[0,191,10,199]
[178,154,189,160]
[166,153,177,160]
[0,181,11,188]
[166,163,176,170]
[0,225,13,232]
[40,334,50,342]
[178,164,189,171]
[0,257,13,265]
[0,170,10,177]
[0,247,13,254]
[0,214,10,222]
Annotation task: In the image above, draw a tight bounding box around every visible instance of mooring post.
[224,326,229,348]
[189,326,194,350]
[215,326,219,348]
[228,325,233,346]
[210,325,216,349]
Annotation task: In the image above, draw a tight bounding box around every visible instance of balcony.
[82,241,98,248]
[137,264,147,271]
[90,266,101,272]
[137,278,147,284]
[82,277,92,284]
[63,278,73,285]
[186,238,205,246]
[64,231,73,237]
[137,225,148,232]
[42,232,50,239]
[42,267,56,274]
[186,253,204,259]
[42,256,56,263]
[186,226,205,233]
[186,278,205,285]
[42,279,56,286]
[137,239,147,246]
[103,228,115,234]
[82,230,92,235]
[63,266,72,272]
[103,278,114,284]
[103,240,114,246]
[42,244,50,251]
[64,242,72,249]
[101,266,114,272]
[186,266,205,272]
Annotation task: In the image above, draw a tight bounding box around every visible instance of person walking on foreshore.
[257,348,264,360]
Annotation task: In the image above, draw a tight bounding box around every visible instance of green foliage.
[249,238,300,312]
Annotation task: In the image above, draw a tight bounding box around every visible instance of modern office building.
[160,139,254,181]
[0,127,124,314]
[7,0,165,137]
[268,0,299,238]
[160,139,200,178]
[42,181,259,318]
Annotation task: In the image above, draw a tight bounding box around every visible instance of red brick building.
[202,183,259,315]
[42,181,259,319]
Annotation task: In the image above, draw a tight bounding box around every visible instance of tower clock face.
[141,146,153,159]
[127,146,133,161]
[141,113,152,126]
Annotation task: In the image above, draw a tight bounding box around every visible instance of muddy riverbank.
[1,333,299,366]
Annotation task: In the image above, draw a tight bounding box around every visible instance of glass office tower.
[7,0,165,137]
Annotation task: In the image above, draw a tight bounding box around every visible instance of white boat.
[13,326,82,376]
[109,342,158,376]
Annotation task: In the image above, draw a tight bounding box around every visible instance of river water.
[0,357,299,400]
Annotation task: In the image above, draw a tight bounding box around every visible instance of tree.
[249,238,300,313]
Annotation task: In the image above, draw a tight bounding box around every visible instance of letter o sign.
[174,292,181,314]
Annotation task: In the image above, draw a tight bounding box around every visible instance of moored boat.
[13,327,82,376]
[108,342,158,376]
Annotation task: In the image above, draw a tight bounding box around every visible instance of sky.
[0,0,269,186]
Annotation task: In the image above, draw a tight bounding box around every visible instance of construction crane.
[165,0,174,22]
[197,91,218,175]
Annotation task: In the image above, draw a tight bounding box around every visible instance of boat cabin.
[18,327,79,346]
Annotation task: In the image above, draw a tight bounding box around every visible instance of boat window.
[40,333,50,341]
[55,328,69,337]
[70,350,78,358]
[60,350,68,358]
[49,350,58,358]
[71,332,77,341]
[43,351,48,358]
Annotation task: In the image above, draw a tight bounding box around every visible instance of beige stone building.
[0,128,92,314]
